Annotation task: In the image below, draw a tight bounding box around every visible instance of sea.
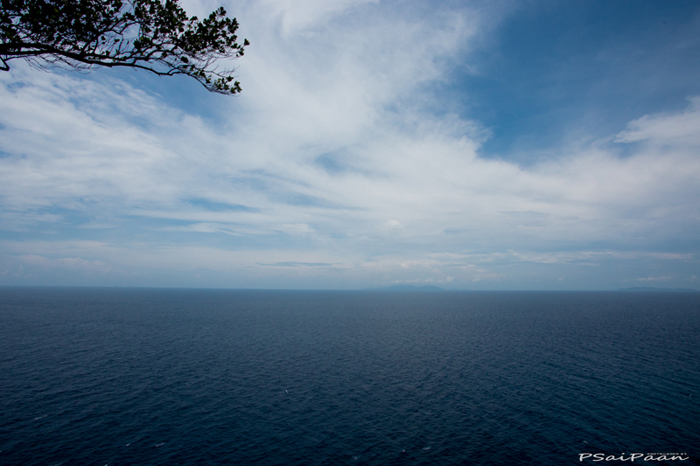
[0,288,698,466]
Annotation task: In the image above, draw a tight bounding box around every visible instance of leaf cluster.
[1,0,249,93]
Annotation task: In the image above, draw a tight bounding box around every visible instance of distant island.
[369,285,445,292]
[618,286,699,292]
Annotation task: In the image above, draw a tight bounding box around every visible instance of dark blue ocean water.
[0,288,698,466]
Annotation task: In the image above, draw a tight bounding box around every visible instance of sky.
[1,0,700,290]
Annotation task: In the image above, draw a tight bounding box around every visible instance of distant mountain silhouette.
[369,284,445,291]
[618,286,699,292]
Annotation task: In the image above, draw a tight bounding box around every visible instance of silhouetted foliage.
[1,0,249,93]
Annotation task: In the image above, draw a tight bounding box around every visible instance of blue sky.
[1,0,700,289]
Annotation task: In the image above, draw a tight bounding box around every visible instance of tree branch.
[1,0,248,94]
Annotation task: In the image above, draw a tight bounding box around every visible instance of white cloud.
[615,97,700,146]
[0,1,699,288]
[19,254,112,273]
[636,276,673,282]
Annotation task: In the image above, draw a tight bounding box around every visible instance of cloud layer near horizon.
[1,0,699,289]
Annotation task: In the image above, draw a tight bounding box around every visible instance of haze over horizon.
[2,0,700,290]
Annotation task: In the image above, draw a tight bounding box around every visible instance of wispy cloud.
[615,97,700,146]
[636,276,673,282]
[1,1,699,289]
